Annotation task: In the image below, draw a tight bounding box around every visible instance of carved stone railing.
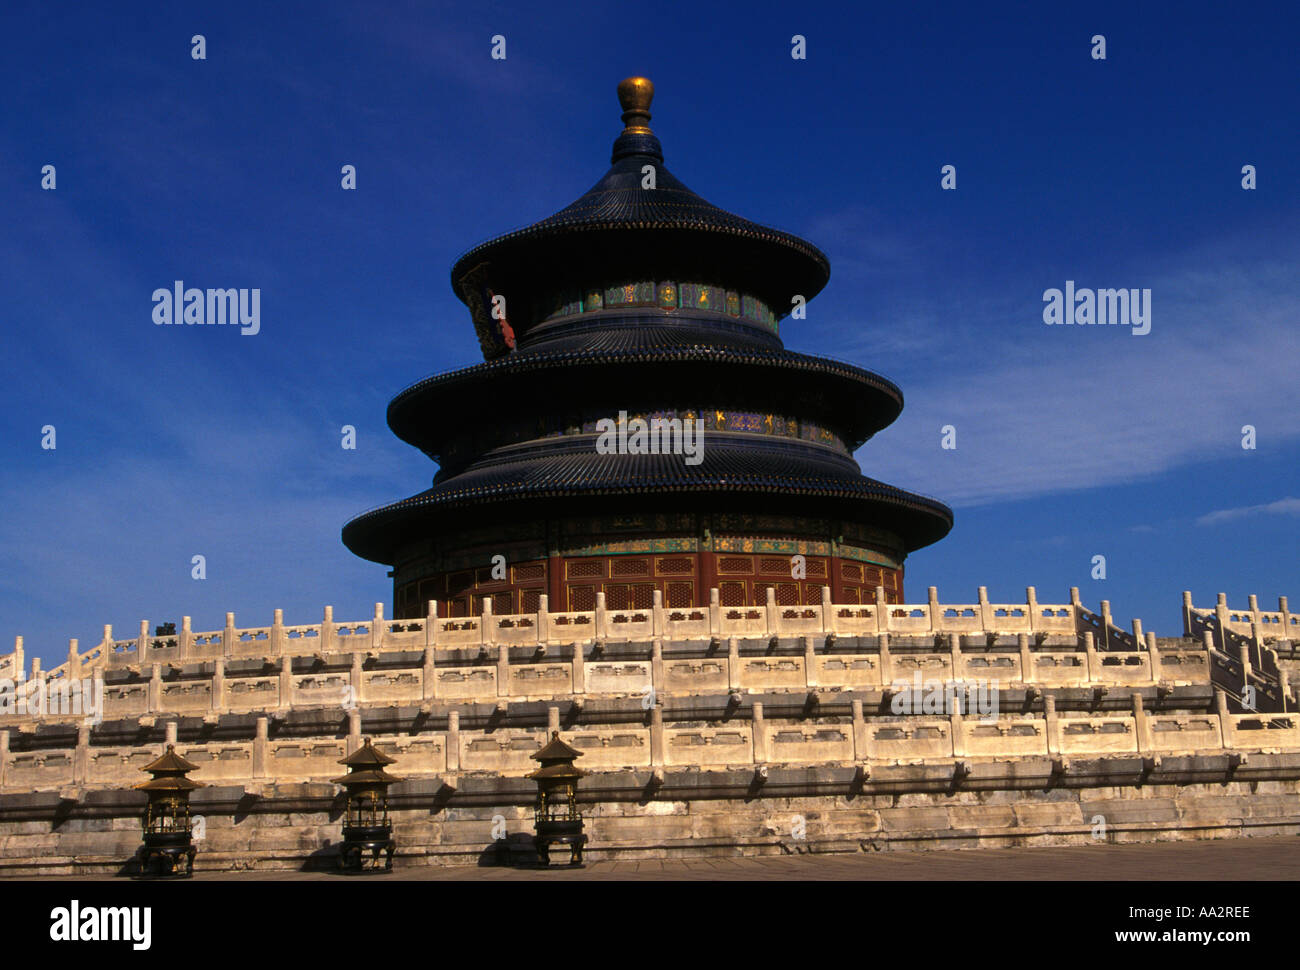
[0,587,1218,726]
[1,699,1295,796]
[1184,592,1293,713]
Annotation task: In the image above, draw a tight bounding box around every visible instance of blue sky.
[2,0,1297,665]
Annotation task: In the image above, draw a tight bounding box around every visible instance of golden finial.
[617,77,654,133]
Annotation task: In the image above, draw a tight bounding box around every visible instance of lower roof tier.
[342,437,952,565]
[386,343,907,465]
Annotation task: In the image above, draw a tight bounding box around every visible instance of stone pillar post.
[351,651,364,707]
[1280,596,1293,643]
[426,600,439,649]
[1132,692,1151,755]
[148,663,162,713]
[1018,633,1032,684]
[73,722,91,786]
[1083,631,1098,682]
[0,730,8,789]
[651,639,664,694]
[978,585,992,631]
[594,591,606,639]
[727,637,740,691]
[212,657,226,712]
[537,594,550,644]
[165,720,178,745]
[751,701,767,763]
[949,632,962,679]
[851,698,870,763]
[446,710,460,771]
[1215,593,1230,649]
[821,585,834,635]
[480,596,493,646]
[650,705,664,769]
[1044,694,1059,758]
[253,716,269,778]
[372,602,386,653]
[271,609,285,656]
[1215,689,1234,749]
[804,636,817,688]
[1026,586,1039,634]
[708,588,720,636]
[138,619,150,665]
[179,617,192,658]
[1099,600,1114,651]
[347,709,361,754]
[949,699,966,759]
[765,586,777,636]
[66,639,80,681]
[875,586,888,630]
[321,605,336,654]
[223,613,235,657]
[278,655,293,709]
[652,588,665,638]
[571,641,585,695]
[495,644,510,697]
[878,632,892,687]
[928,586,941,632]
[423,646,436,703]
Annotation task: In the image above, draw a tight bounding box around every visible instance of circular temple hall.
[342,78,953,618]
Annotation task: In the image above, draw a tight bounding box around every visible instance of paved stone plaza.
[18,835,1299,881]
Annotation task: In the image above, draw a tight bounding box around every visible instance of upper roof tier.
[450,78,831,360]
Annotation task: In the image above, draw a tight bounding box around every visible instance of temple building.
[342,78,952,619]
[4,77,1294,879]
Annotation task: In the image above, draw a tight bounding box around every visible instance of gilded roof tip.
[617,77,654,133]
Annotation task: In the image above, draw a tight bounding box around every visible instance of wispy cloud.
[853,242,1300,507]
[1197,497,1300,526]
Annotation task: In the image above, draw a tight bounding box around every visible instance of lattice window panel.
[493,592,513,615]
[519,588,541,613]
[568,585,596,612]
[631,584,655,609]
[666,582,695,608]
[841,586,860,605]
[841,562,863,582]
[447,596,470,618]
[717,556,753,574]
[774,583,799,606]
[513,562,545,582]
[864,566,882,585]
[804,584,826,605]
[656,556,695,575]
[603,584,631,611]
[611,557,650,577]
[720,581,748,607]
[567,560,604,579]
[758,557,791,574]
[805,558,827,578]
